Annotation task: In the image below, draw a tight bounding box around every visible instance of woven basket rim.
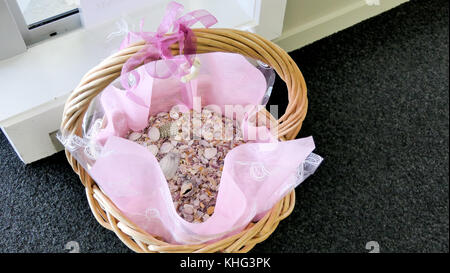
[61,28,307,253]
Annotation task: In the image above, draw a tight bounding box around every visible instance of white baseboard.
[275,0,408,52]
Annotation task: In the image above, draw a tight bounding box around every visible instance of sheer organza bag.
[59,1,322,245]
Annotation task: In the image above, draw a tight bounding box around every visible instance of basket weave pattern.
[61,29,307,253]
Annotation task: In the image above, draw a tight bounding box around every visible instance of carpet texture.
[0,0,448,253]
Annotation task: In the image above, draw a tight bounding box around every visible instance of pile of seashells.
[126,107,246,223]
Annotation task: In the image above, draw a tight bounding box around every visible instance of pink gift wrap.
[81,52,321,244]
[59,2,322,245]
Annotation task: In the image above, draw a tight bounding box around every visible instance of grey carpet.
[0,0,448,253]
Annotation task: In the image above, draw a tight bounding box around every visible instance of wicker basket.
[61,28,307,253]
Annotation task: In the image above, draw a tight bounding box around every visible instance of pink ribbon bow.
[119,1,217,106]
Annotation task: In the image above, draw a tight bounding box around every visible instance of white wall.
[275,0,408,52]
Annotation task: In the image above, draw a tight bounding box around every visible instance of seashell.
[180,182,193,197]
[192,118,202,128]
[184,214,194,222]
[171,140,178,146]
[180,113,189,121]
[159,122,173,138]
[196,210,204,219]
[179,145,188,150]
[199,140,210,147]
[182,131,191,140]
[140,142,148,147]
[160,142,173,153]
[208,177,217,188]
[202,122,213,131]
[189,167,199,175]
[204,148,217,159]
[213,132,222,140]
[194,177,202,185]
[203,131,214,141]
[193,128,202,139]
[147,127,160,142]
[174,119,182,128]
[128,132,142,141]
[209,159,219,169]
[213,123,222,131]
[193,199,200,207]
[201,158,209,165]
[206,206,215,216]
[205,189,213,197]
[170,110,180,119]
[203,108,212,116]
[183,204,194,214]
[159,152,180,180]
[147,144,159,156]
[169,183,178,192]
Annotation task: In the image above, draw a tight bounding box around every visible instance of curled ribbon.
[119,1,217,106]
